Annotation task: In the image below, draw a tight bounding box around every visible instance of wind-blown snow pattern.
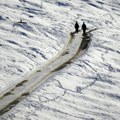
[0,0,120,120]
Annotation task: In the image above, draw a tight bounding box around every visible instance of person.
[75,21,79,33]
[82,22,87,34]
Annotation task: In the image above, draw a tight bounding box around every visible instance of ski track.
[0,30,89,115]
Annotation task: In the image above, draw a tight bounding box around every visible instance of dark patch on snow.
[76,86,82,93]
[102,79,116,85]
[107,93,120,100]
[37,70,41,72]
[17,49,38,64]
[87,73,116,86]
[80,0,90,2]
[82,60,97,72]
[29,15,34,18]
[52,64,67,72]
[13,22,33,32]
[56,2,70,7]
[27,9,39,15]
[104,63,115,72]
[30,47,47,59]
[30,47,40,54]
[25,7,40,15]
[7,40,19,46]
[88,2,102,9]
[96,1,104,4]
[94,44,115,53]
[74,62,86,69]
[104,63,120,73]
[17,69,23,73]
[37,52,46,59]
[85,118,95,120]
[16,5,20,8]
[116,50,120,54]
[19,32,28,37]
[0,99,20,116]
[3,92,12,97]
[67,72,73,76]
[16,80,28,87]
[19,0,26,2]
[80,33,91,50]
[21,92,30,96]
[6,17,9,19]
[62,51,69,56]
[0,16,6,21]
[116,68,120,72]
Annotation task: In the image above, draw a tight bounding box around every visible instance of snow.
[0,0,120,120]
[0,31,83,111]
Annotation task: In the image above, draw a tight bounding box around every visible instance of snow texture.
[0,0,120,120]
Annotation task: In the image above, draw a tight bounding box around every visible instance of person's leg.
[75,27,78,33]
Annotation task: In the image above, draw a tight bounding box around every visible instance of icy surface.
[0,0,120,120]
[0,0,74,92]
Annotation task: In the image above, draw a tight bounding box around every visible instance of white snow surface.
[0,0,120,120]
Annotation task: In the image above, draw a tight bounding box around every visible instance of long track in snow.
[0,29,94,115]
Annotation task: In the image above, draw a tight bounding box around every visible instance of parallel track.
[0,29,96,116]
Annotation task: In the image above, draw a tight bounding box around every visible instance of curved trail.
[0,28,97,99]
[0,29,96,115]
[0,32,74,99]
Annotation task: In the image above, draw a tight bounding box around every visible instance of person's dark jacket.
[75,21,79,33]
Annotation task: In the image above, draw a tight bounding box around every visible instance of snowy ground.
[0,0,120,120]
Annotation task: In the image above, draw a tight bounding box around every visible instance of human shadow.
[80,32,91,50]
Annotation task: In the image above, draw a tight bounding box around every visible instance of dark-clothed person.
[82,22,87,34]
[75,21,79,33]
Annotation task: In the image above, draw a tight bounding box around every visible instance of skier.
[75,21,79,33]
[82,22,87,35]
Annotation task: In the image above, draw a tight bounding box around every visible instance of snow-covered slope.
[0,0,120,120]
[0,0,76,91]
